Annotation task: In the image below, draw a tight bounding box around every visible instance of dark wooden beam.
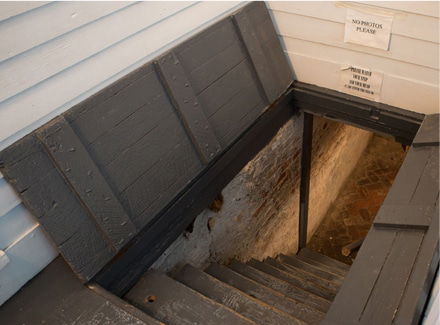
[298,113,313,249]
[293,82,424,145]
[93,88,297,296]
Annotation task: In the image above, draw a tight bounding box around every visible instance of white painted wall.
[267,1,440,114]
[0,1,246,305]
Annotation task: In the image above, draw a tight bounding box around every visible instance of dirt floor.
[307,134,407,265]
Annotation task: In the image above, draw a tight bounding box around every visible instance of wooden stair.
[125,248,349,324]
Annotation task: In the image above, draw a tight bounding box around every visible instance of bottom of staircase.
[124,248,349,325]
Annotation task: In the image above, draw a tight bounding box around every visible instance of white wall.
[268,1,439,114]
[0,1,246,305]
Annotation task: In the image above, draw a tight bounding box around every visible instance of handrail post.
[299,112,313,250]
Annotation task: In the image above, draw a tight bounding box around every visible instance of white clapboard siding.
[0,1,49,21]
[0,1,245,151]
[268,1,439,114]
[0,225,58,306]
[0,1,247,305]
[288,52,438,114]
[358,1,439,18]
[0,2,132,62]
[0,1,194,102]
[271,11,438,69]
[268,2,439,43]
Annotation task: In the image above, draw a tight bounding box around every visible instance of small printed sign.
[339,65,383,101]
[344,7,393,50]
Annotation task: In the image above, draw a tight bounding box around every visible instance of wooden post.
[299,112,313,250]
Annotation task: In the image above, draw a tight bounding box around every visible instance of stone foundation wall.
[152,114,372,273]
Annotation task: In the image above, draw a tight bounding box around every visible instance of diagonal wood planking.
[36,116,137,250]
[0,2,293,283]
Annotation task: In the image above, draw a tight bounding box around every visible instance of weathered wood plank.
[264,258,340,293]
[66,64,155,143]
[278,254,344,285]
[323,228,397,325]
[297,248,350,273]
[198,59,257,118]
[125,271,254,325]
[233,2,292,103]
[94,90,295,296]
[121,136,202,228]
[156,51,221,163]
[85,74,174,165]
[413,114,439,147]
[248,259,336,300]
[0,135,114,281]
[393,203,439,325]
[228,259,331,312]
[374,204,436,230]
[104,114,189,192]
[37,116,136,250]
[0,257,161,325]
[359,230,425,325]
[206,263,325,324]
[175,264,303,325]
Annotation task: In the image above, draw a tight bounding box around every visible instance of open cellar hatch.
[0,3,438,325]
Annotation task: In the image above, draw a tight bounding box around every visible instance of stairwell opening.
[147,113,406,274]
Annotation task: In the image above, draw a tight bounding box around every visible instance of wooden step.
[298,248,350,276]
[278,254,344,286]
[248,259,336,301]
[228,260,331,313]
[175,264,304,325]
[294,254,348,278]
[206,263,325,325]
[264,258,340,293]
[125,271,254,325]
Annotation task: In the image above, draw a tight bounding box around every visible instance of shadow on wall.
[151,115,372,274]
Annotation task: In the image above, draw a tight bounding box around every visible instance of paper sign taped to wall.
[344,8,393,50]
[339,65,383,101]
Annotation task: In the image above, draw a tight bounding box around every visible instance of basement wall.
[152,114,372,273]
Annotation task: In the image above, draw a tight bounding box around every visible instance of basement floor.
[307,134,407,265]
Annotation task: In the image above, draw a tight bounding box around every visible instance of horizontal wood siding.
[268,1,440,114]
[0,1,249,305]
[0,1,292,288]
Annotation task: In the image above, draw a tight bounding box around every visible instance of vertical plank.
[233,1,293,103]
[155,52,221,164]
[37,116,137,250]
[0,134,114,281]
[359,230,425,325]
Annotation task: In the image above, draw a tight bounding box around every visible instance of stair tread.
[295,254,348,278]
[278,255,344,286]
[298,248,350,274]
[175,264,304,325]
[228,260,331,313]
[125,271,254,325]
[206,263,325,325]
[265,257,340,293]
[248,259,336,300]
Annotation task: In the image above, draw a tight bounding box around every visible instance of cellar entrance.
[308,133,407,264]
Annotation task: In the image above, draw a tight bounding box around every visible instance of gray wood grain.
[206,263,325,324]
[393,203,439,325]
[37,116,137,250]
[359,230,425,325]
[323,228,397,325]
[228,260,331,312]
[374,204,436,229]
[125,271,254,325]
[175,264,304,325]
[67,64,155,143]
[156,51,221,163]
[233,2,292,103]
[413,114,439,147]
[248,259,336,301]
[0,134,114,281]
